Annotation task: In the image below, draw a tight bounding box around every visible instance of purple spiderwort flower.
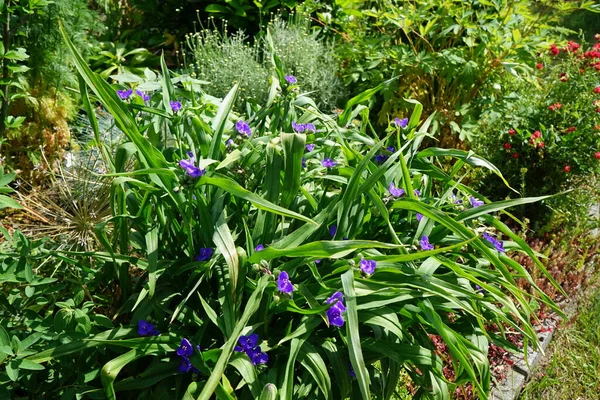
[235,334,259,352]
[255,244,265,252]
[393,117,409,128]
[322,158,337,168]
[177,338,194,357]
[306,144,315,152]
[137,320,160,336]
[135,89,150,102]
[315,259,322,264]
[249,347,269,365]
[416,213,423,222]
[117,88,133,100]
[226,138,234,147]
[420,236,434,251]
[235,334,268,366]
[170,100,182,112]
[387,146,396,152]
[482,233,505,253]
[389,183,405,197]
[414,189,421,197]
[302,158,306,168]
[470,197,484,207]
[359,259,376,275]
[292,121,306,133]
[326,292,346,327]
[178,356,193,373]
[284,75,297,84]
[305,123,316,132]
[277,271,294,294]
[236,120,252,136]
[329,225,337,237]
[349,363,356,378]
[179,153,205,178]
[375,154,388,164]
[475,284,486,294]
[195,247,213,262]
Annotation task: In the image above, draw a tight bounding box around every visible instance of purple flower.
[315,259,322,264]
[359,259,376,275]
[393,117,409,128]
[469,197,484,207]
[137,320,160,336]
[285,75,297,84]
[322,158,337,168]
[226,138,234,147]
[195,247,214,262]
[235,334,259,352]
[329,225,337,237]
[255,244,264,252]
[349,363,356,378]
[302,158,306,168]
[179,154,205,179]
[277,271,294,294]
[178,356,193,373]
[416,213,423,222]
[170,100,182,112]
[247,346,269,366]
[375,154,388,164]
[386,146,396,152]
[306,144,315,152]
[420,236,434,251]
[475,284,486,294]
[292,121,306,133]
[414,189,421,197]
[177,338,194,357]
[135,89,150,102]
[327,305,345,327]
[117,88,133,100]
[236,120,252,136]
[482,233,505,253]
[389,183,405,197]
[305,123,316,132]
[326,291,346,308]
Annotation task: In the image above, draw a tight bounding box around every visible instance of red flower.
[564,126,576,133]
[532,130,542,139]
[559,72,568,82]
[512,153,519,159]
[536,63,543,70]
[549,44,560,55]
[508,128,516,135]
[596,108,600,113]
[548,103,562,111]
[595,152,600,159]
[538,141,545,148]
[594,86,600,94]
[566,41,580,52]
[564,165,571,173]
[503,143,511,149]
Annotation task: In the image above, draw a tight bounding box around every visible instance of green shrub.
[0,27,563,399]
[473,39,600,232]
[313,0,596,143]
[186,15,347,110]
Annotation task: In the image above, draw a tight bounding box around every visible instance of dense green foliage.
[473,39,600,231]
[309,0,599,142]
[0,26,564,399]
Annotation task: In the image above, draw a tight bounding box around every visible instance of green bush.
[473,39,600,231]
[186,15,347,111]
[312,0,596,143]
[0,27,563,399]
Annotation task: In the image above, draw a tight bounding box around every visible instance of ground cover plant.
[0,24,566,399]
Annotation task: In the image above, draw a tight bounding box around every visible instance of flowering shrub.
[474,38,600,230]
[0,27,564,400]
